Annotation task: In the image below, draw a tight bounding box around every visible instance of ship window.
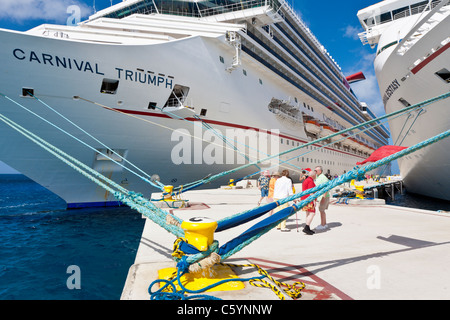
[411,1,429,14]
[219,56,224,64]
[163,84,190,108]
[259,79,263,85]
[22,88,34,97]
[393,6,410,20]
[379,12,393,24]
[243,69,247,76]
[435,68,450,83]
[101,79,119,94]
[200,109,207,116]
[398,98,411,107]
[364,17,376,27]
[148,102,157,110]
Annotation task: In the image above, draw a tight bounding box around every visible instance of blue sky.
[0,0,387,174]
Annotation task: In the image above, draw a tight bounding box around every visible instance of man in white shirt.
[273,169,293,232]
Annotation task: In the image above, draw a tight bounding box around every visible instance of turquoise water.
[0,175,145,300]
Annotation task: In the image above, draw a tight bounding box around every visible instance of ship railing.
[277,0,341,72]
[198,0,281,17]
[277,0,322,51]
[391,1,445,20]
[268,104,302,122]
[397,0,450,56]
[164,97,182,108]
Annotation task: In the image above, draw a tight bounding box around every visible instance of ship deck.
[121,182,450,300]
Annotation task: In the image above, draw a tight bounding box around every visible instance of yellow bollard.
[158,217,245,292]
[228,179,235,187]
[351,180,365,199]
[181,217,218,251]
[163,185,174,200]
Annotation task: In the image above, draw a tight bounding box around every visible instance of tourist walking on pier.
[257,170,270,206]
[267,171,280,215]
[273,170,293,232]
[301,170,316,235]
[314,166,330,231]
[268,171,280,202]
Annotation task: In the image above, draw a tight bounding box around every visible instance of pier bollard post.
[181,217,218,252]
[159,217,245,292]
[163,185,174,200]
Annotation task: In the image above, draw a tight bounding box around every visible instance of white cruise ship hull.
[0,4,386,208]
[369,5,450,201]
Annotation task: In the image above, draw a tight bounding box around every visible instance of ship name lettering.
[115,68,173,89]
[382,79,400,105]
[12,48,105,75]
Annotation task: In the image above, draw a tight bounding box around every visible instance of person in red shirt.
[301,170,316,235]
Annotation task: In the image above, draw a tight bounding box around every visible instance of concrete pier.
[121,184,450,300]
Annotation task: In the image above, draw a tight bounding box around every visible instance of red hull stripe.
[114,108,365,159]
[411,41,450,75]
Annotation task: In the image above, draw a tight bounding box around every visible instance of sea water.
[1,174,449,300]
[385,188,450,211]
[0,174,145,300]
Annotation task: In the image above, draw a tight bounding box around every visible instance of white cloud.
[352,69,384,116]
[343,25,361,41]
[0,0,93,23]
[345,47,386,118]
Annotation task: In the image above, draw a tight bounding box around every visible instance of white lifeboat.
[319,125,334,138]
[349,138,360,149]
[357,141,366,153]
[323,125,341,141]
[341,134,352,147]
[362,143,372,153]
[305,120,321,135]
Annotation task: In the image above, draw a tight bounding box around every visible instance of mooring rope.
[0,110,184,237]
[0,92,164,191]
[148,126,450,299]
[2,90,450,300]
[171,91,450,193]
[218,129,450,260]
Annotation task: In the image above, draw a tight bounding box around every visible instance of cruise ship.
[0,0,389,209]
[358,0,450,201]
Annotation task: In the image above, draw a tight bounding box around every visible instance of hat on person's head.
[272,171,281,177]
[304,168,311,172]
